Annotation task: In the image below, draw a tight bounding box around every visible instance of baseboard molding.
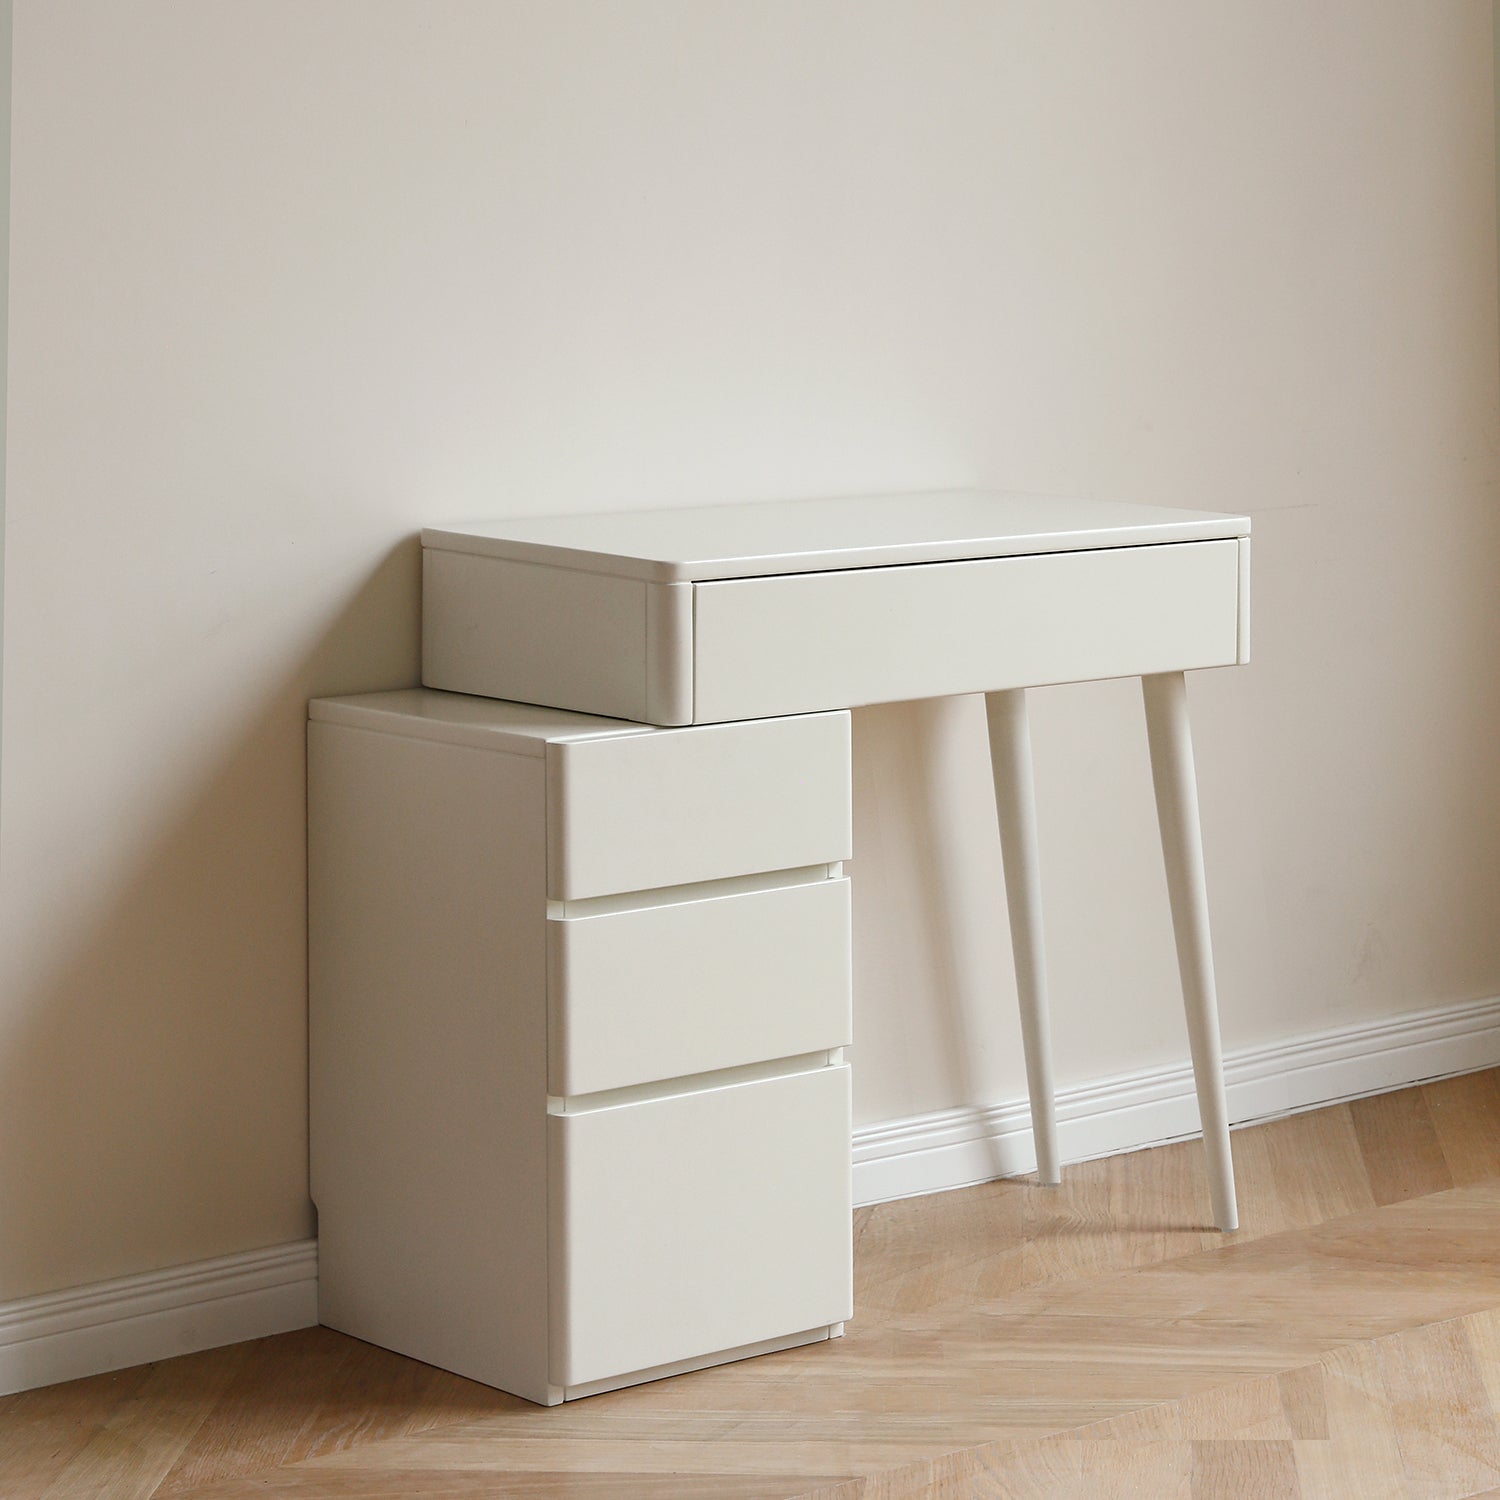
[7,996,1497,1398]
[0,1239,317,1398]
[853,995,1500,1206]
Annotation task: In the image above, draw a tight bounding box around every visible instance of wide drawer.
[548,876,851,1097]
[548,1064,852,1389]
[690,538,1244,722]
[545,711,851,900]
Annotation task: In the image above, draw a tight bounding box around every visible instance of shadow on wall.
[849,694,1017,1168]
[0,539,421,1302]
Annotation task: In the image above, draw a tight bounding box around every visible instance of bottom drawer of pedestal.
[548,1065,852,1390]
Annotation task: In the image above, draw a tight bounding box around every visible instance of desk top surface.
[422,491,1251,584]
[310,689,655,753]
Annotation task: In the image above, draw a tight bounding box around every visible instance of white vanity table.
[309,490,1250,1406]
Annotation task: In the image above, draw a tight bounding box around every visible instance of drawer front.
[690,539,1243,723]
[546,712,851,900]
[549,877,851,1097]
[548,1065,852,1389]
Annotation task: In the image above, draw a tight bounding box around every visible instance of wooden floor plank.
[151,1328,364,1494]
[1074,1401,1183,1443]
[1276,1363,1329,1442]
[960,1430,1080,1499]
[2,1363,158,1499]
[1177,1375,1293,1440]
[1298,1337,1410,1500]
[951,1316,1500,1500]
[1423,1070,1500,1187]
[1253,1104,1379,1228]
[255,1182,1500,1497]
[38,1345,245,1500]
[6,1074,1500,1500]
[166,1469,826,1499]
[1080,1439,1193,1500]
[1463,1304,1500,1419]
[1189,1437,1300,1500]
[1376,1318,1500,1499]
[1349,1088,1455,1206]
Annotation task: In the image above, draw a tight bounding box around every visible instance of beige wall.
[2,1,1497,1300]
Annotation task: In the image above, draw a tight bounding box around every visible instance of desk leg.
[984,689,1061,1187]
[1141,672,1239,1233]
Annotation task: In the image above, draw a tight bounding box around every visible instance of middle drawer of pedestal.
[547,877,852,1098]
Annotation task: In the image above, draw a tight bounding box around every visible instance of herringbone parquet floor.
[9,1069,1500,1498]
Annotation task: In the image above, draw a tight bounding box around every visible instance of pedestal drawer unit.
[308,689,854,1406]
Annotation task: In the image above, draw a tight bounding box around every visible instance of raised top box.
[422,490,1251,726]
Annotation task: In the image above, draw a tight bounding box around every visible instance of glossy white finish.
[1142,672,1239,1233]
[309,719,554,1401]
[691,538,1240,724]
[548,1064,853,1389]
[309,691,855,1404]
[322,489,1248,1404]
[422,497,1251,727]
[308,687,653,755]
[423,490,1250,583]
[422,551,698,725]
[549,877,852,1097]
[546,711,852,899]
[644,579,694,724]
[984,690,1060,1187]
[414,492,1247,1236]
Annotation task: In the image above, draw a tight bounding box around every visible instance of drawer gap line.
[548,1052,840,1114]
[547,863,841,920]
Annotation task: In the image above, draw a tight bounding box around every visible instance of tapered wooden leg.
[984,689,1060,1186]
[1141,671,1239,1232]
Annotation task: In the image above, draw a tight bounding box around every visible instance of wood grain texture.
[1349,1087,1455,1206]
[7,1071,1500,1499]
[2,1363,159,1499]
[36,1345,246,1500]
[1424,1070,1500,1186]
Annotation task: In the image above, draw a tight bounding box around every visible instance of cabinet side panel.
[309,722,552,1401]
[422,549,649,720]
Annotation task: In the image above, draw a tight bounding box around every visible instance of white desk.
[311,491,1250,1404]
[423,488,1248,1220]
[423,490,1249,725]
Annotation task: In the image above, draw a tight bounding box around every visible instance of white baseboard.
[7,996,1497,1399]
[0,1240,317,1398]
[853,995,1500,1206]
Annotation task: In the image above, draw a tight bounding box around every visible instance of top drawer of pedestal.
[422,491,1251,725]
[309,691,852,903]
[547,711,851,901]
